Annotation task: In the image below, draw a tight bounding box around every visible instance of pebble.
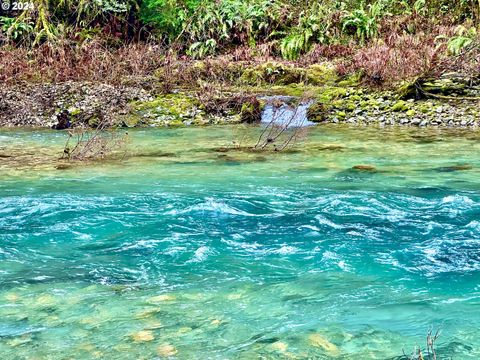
[5,293,19,302]
[270,341,288,352]
[157,343,178,357]
[131,330,154,342]
[148,294,176,303]
[308,333,339,354]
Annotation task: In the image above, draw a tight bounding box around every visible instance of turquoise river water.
[0,125,479,359]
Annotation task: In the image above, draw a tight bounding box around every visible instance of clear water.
[1,125,479,359]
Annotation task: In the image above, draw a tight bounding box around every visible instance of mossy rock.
[345,102,356,112]
[305,64,338,85]
[316,87,349,103]
[391,100,409,112]
[239,98,262,123]
[418,102,433,113]
[239,68,262,85]
[337,72,362,87]
[239,62,306,86]
[307,102,328,122]
[422,79,466,95]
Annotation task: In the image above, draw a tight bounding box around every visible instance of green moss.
[87,117,99,127]
[67,106,81,116]
[331,99,345,109]
[391,100,408,112]
[406,109,416,116]
[169,120,185,127]
[239,68,262,85]
[239,98,261,123]
[417,101,434,114]
[336,111,347,119]
[337,72,362,87]
[307,102,328,122]
[268,85,308,97]
[239,62,307,86]
[316,87,349,103]
[305,64,338,85]
[345,102,356,112]
[130,92,205,126]
[121,115,141,128]
[135,93,200,115]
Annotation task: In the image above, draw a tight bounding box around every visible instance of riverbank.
[1,61,479,129]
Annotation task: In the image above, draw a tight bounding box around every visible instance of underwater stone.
[157,343,178,357]
[270,341,288,352]
[308,333,339,354]
[147,294,176,303]
[131,330,154,342]
[5,293,19,302]
[352,164,377,171]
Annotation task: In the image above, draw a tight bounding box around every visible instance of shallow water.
[1,125,480,359]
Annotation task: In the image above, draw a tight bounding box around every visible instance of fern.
[447,26,477,55]
[342,2,383,45]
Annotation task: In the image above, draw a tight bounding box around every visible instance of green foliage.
[7,0,137,45]
[183,0,282,58]
[446,25,477,55]
[0,17,34,42]
[1,0,479,61]
[413,0,427,15]
[280,3,331,60]
[140,0,200,41]
[342,1,385,45]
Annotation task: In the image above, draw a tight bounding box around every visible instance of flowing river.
[0,125,479,359]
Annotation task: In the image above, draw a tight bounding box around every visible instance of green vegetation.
[1,1,479,54]
[0,0,479,88]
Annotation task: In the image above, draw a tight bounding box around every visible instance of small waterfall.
[260,96,315,128]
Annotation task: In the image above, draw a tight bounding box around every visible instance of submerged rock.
[210,319,222,326]
[55,163,73,170]
[308,333,339,354]
[147,294,176,303]
[270,341,288,352]
[131,330,154,342]
[352,164,377,172]
[435,164,473,172]
[157,343,178,357]
[135,307,161,319]
[5,293,19,302]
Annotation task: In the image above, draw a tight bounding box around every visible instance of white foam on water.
[260,96,316,128]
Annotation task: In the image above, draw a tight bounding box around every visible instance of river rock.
[157,343,178,357]
[5,293,19,302]
[147,294,176,303]
[308,333,339,354]
[352,164,376,171]
[131,330,154,342]
[270,341,288,352]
